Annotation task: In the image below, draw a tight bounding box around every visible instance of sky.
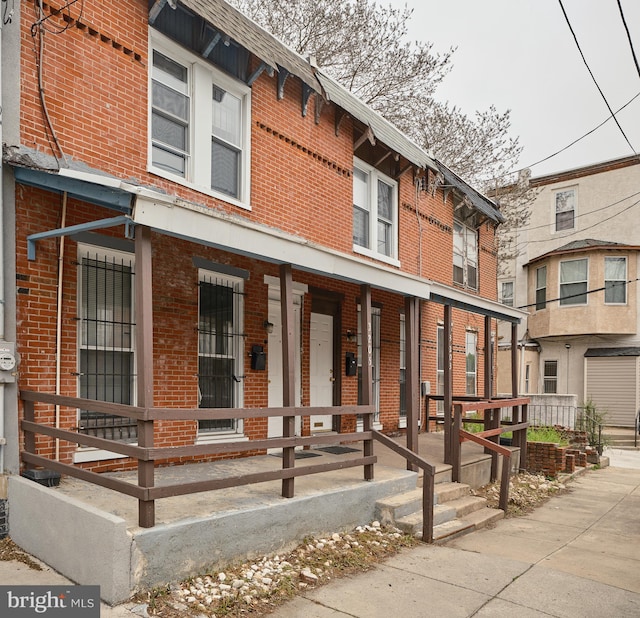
[387,0,640,178]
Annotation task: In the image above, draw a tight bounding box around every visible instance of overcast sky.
[387,0,640,178]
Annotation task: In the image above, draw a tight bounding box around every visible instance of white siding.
[585,356,638,426]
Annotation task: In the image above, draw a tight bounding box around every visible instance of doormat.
[316,446,361,455]
[270,451,322,459]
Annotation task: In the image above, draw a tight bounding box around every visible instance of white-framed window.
[524,364,531,394]
[536,266,547,310]
[197,270,245,437]
[500,281,514,307]
[436,325,445,414]
[554,188,576,232]
[605,256,627,304]
[357,305,381,426]
[399,314,406,423]
[77,246,137,443]
[150,32,251,208]
[453,221,478,289]
[465,331,477,396]
[353,158,399,264]
[543,360,558,394]
[560,258,588,306]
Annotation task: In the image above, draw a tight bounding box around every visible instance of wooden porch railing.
[452,398,530,512]
[20,390,437,541]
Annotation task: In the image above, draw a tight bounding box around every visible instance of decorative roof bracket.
[301,83,315,117]
[335,109,349,136]
[354,126,376,151]
[247,61,274,86]
[314,94,324,124]
[201,32,221,58]
[277,66,290,100]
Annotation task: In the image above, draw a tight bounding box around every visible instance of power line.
[617,0,640,80]
[518,90,640,172]
[517,277,640,310]
[558,0,638,157]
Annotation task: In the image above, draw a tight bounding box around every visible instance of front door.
[310,312,334,431]
[267,299,302,440]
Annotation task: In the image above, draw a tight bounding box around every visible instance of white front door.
[310,312,334,432]
[267,300,302,439]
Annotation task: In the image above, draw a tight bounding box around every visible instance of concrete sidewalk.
[270,466,640,617]
[1,464,639,617]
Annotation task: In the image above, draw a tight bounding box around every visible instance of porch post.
[135,225,155,528]
[443,304,453,465]
[484,315,498,481]
[511,322,519,398]
[280,264,296,498]
[360,284,374,481]
[405,296,419,471]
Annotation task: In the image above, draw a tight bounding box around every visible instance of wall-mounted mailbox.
[345,351,357,376]
[251,345,266,370]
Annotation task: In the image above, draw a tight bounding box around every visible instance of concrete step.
[460,506,504,530]
[395,503,457,536]
[376,488,423,524]
[434,481,471,504]
[444,495,488,518]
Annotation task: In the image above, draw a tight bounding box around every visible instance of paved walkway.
[270,465,640,617]
[1,459,639,616]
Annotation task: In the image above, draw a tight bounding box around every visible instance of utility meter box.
[0,342,17,383]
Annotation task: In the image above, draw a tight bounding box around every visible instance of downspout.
[55,193,68,461]
[0,9,5,474]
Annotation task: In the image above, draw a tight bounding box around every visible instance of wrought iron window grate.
[77,253,137,441]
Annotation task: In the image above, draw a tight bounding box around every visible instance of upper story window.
[465,331,477,395]
[500,281,514,307]
[353,159,398,264]
[150,33,251,208]
[536,266,547,310]
[559,258,588,306]
[554,188,576,232]
[605,256,627,304]
[453,221,478,289]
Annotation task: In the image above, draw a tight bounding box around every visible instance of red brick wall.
[15,1,501,471]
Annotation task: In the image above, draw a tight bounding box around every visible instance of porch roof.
[10,159,525,323]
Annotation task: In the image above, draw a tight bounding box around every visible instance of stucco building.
[497,156,640,427]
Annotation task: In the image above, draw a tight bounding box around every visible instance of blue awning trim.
[13,167,134,213]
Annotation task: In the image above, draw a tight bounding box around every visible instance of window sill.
[353,245,400,268]
[73,447,131,463]
[195,433,250,445]
[148,167,251,212]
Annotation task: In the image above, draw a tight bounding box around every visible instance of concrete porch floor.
[8,430,497,604]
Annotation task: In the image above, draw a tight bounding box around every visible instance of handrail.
[372,430,436,543]
[452,400,530,514]
[20,391,378,529]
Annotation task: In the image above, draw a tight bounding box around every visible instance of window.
[543,360,558,394]
[436,326,445,414]
[453,221,478,289]
[555,188,575,231]
[150,34,251,206]
[357,306,381,424]
[198,272,244,434]
[77,248,136,441]
[524,364,531,394]
[465,331,477,396]
[536,266,547,310]
[399,314,406,421]
[560,259,588,306]
[353,159,398,262]
[500,281,514,307]
[605,257,627,304]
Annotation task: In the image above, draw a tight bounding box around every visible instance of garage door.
[585,356,638,427]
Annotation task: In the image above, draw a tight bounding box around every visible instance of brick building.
[1,0,524,540]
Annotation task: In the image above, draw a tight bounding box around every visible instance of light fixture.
[345,329,356,342]
[565,343,571,350]
[263,320,274,334]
